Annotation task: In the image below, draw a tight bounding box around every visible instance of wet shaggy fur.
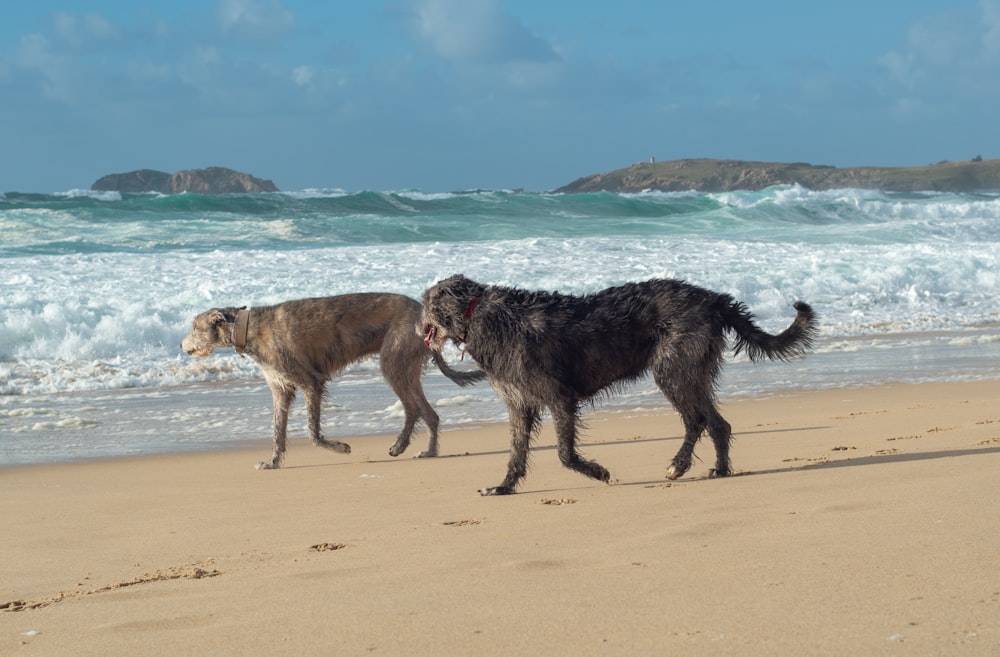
[420,275,818,495]
[182,293,485,470]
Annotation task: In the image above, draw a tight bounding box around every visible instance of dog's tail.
[429,351,488,387]
[720,297,818,363]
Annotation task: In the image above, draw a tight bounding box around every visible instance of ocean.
[2,186,999,466]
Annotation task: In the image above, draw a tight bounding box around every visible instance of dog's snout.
[180,335,199,356]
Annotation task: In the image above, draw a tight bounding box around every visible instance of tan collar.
[232,309,250,355]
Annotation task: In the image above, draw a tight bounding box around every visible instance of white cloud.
[51,12,120,48]
[879,1,1000,95]
[292,65,313,86]
[981,0,1000,59]
[216,0,295,44]
[14,33,76,102]
[877,50,920,91]
[404,0,558,65]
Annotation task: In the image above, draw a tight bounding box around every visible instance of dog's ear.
[208,310,227,326]
[438,274,471,297]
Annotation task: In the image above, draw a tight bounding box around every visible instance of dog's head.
[419,274,487,352]
[180,308,241,357]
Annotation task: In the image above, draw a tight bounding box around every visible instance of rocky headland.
[91,167,278,194]
[555,157,1000,193]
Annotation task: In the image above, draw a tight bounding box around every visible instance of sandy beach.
[2,379,999,656]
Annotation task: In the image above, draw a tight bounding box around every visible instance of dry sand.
[2,380,999,656]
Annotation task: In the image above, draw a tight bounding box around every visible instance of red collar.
[463,296,480,319]
[459,296,481,347]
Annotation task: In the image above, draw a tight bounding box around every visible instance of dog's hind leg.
[412,395,440,458]
[664,406,706,480]
[552,401,610,483]
[662,393,735,479]
[663,398,733,479]
[656,369,710,480]
[303,381,352,456]
[387,408,420,458]
[705,406,734,478]
[480,403,541,496]
[391,391,440,459]
[656,340,733,480]
[384,356,441,458]
[257,381,295,470]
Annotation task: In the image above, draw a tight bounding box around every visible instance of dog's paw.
[414,449,438,459]
[478,486,514,496]
[315,438,351,454]
[665,463,689,480]
[255,461,279,470]
[708,467,732,478]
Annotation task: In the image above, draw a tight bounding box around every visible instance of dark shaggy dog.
[182,293,485,470]
[420,275,817,495]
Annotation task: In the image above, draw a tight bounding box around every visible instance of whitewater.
[2,186,999,465]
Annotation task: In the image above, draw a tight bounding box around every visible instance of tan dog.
[182,293,485,469]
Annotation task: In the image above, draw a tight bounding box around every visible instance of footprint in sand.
[2,563,221,612]
[833,410,888,420]
[309,542,346,551]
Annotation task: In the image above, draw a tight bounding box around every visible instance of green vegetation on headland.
[554,157,1000,193]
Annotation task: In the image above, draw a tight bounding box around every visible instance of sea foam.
[2,186,999,464]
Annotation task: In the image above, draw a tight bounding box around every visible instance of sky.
[2,0,999,193]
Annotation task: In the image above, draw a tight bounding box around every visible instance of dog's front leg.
[303,383,351,456]
[257,382,295,470]
[480,404,540,496]
[552,402,610,484]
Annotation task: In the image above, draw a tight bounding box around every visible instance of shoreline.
[4,374,1000,469]
[3,377,998,472]
[5,325,1000,467]
[3,379,1000,655]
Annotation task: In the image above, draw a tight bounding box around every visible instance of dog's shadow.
[279,427,1000,485]
[585,424,1000,481]
[301,423,830,468]
[362,423,829,465]
[622,444,1000,487]
[747,445,1000,476]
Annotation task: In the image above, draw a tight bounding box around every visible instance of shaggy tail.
[721,297,818,363]
[430,351,487,387]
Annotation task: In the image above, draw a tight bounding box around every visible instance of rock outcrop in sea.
[92,167,279,194]
[554,157,1000,193]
